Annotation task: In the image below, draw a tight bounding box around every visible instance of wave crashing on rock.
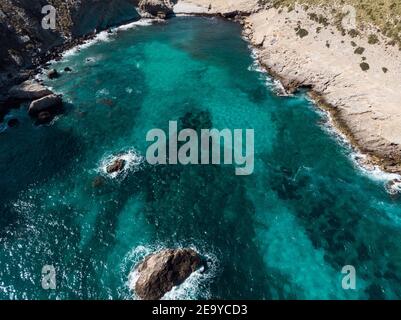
[99,148,144,180]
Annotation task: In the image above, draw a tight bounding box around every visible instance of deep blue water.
[1,17,401,300]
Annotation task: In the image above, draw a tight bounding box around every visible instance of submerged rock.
[134,248,203,300]
[28,94,62,116]
[98,98,115,107]
[8,80,53,100]
[64,67,72,72]
[106,158,126,174]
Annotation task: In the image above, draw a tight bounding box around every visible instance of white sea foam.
[248,46,289,96]
[124,243,219,300]
[63,19,155,59]
[84,55,103,65]
[116,18,155,31]
[98,148,144,180]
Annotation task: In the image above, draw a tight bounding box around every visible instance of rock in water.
[47,69,59,79]
[92,176,106,188]
[106,158,126,174]
[134,248,202,300]
[28,94,62,116]
[8,80,53,100]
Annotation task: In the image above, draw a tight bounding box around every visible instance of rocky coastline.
[2,0,401,176]
[174,0,401,175]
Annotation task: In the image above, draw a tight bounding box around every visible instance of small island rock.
[106,158,126,174]
[134,248,203,300]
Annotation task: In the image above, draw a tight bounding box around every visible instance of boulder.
[64,67,72,72]
[138,0,173,18]
[106,158,126,174]
[28,94,62,116]
[8,80,53,100]
[134,248,203,300]
[47,69,59,79]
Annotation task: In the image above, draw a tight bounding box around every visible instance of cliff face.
[0,0,140,81]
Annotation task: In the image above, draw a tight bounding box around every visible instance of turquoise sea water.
[1,17,401,300]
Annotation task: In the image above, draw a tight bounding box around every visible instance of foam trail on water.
[247,45,289,96]
[116,18,155,31]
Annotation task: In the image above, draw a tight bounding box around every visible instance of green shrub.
[368,34,380,44]
[354,47,365,54]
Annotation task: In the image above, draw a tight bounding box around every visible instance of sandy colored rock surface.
[28,94,62,116]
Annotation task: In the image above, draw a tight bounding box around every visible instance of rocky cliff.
[0,0,141,88]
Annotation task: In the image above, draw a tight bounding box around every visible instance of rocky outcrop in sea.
[134,248,203,300]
